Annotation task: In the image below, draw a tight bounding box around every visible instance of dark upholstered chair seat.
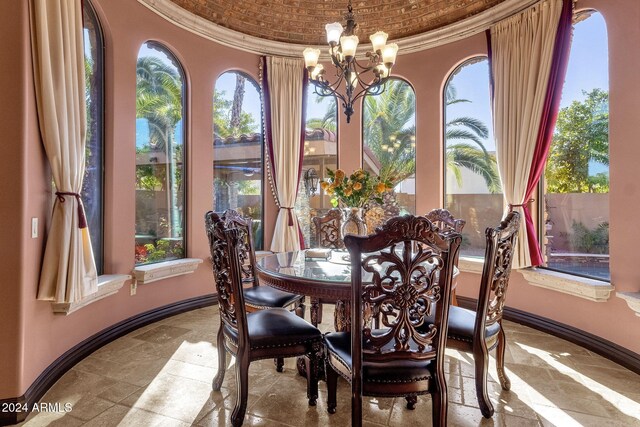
[447,306,501,344]
[224,308,321,350]
[243,286,303,310]
[324,332,434,385]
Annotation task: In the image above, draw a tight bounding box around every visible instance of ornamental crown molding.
[137,0,539,58]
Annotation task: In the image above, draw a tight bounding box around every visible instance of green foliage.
[546,89,609,193]
[569,221,609,254]
[213,87,258,139]
[306,94,338,132]
[136,239,184,264]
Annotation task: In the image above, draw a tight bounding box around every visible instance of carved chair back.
[344,215,461,390]
[425,208,466,234]
[312,208,345,249]
[205,211,249,345]
[475,211,520,337]
[207,209,259,287]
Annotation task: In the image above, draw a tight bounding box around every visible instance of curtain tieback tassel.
[55,192,87,229]
[280,207,295,226]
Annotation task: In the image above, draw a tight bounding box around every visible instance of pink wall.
[0,0,638,400]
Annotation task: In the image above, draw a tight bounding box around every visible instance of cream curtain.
[30,0,98,302]
[490,0,563,269]
[265,57,305,252]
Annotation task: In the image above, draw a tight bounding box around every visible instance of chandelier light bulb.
[382,43,399,65]
[311,64,324,80]
[376,64,389,78]
[325,22,344,44]
[382,144,389,150]
[340,35,359,58]
[369,31,388,52]
[303,48,321,68]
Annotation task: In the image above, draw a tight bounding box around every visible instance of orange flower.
[326,185,335,195]
[353,182,363,191]
[335,169,345,182]
[320,181,329,190]
[376,182,386,194]
[344,186,353,196]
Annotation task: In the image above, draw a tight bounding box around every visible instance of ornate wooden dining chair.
[441,211,520,418]
[324,215,461,427]
[312,208,345,250]
[207,209,305,372]
[205,212,322,427]
[309,208,344,325]
[425,208,466,234]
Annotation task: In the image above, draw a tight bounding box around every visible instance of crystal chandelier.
[302,0,398,123]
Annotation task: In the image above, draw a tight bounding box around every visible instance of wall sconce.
[304,168,320,196]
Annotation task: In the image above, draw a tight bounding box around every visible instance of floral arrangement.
[320,168,392,208]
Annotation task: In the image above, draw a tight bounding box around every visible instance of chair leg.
[473,340,494,418]
[325,362,338,414]
[432,374,448,427]
[212,324,226,391]
[305,343,320,406]
[310,298,321,327]
[405,396,417,410]
[351,390,362,427]
[231,353,250,427]
[274,357,284,373]
[496,325,511,390]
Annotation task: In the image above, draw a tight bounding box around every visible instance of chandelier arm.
[311,81,347,106]
[350,80,388,105]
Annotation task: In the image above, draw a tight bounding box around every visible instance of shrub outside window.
[213,72,264,249]
[135,42,186,265]
[542,11,609,281]
[444,58,502,257]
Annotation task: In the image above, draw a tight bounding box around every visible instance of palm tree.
[136,56,183,152]
[363,79,416,185]
[305,91,337,132]
[136,55,184,238]
[445,85,501,193]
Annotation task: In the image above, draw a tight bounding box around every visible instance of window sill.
[52,274,130,315]
[458,257,485,274]
[519,267,614,302]
[616,292,640,317]
[133,258,203,285]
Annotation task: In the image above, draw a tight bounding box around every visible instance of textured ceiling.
[169,0,508,45]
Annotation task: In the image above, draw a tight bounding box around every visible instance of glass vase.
[341,207,368,241]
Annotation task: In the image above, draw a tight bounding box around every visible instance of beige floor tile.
[11,305,640,427]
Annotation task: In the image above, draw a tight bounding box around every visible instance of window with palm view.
[213,71,264,249]
[542,10,609,281]
[82,0,104,273]
[444,58,502,257]
[362,78,416,230]
[295,85,338,247]
[135,42,186,264]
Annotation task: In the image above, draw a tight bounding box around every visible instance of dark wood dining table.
[256,250,459,333]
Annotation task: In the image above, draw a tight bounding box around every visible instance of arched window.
[543,10,609,281]
[443,57,501,258]
[82,0,104,273]
[135,42,186,264]
[362,78,416,230]
[296,85,338,247]
[213,71,264,248]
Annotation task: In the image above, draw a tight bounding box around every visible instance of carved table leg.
[310,298,321,327]
[334,300,351,332]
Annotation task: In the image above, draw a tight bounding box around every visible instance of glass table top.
[256,249,459,285]
[257,250,353,283]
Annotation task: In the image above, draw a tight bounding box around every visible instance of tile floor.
[15,304,640,426]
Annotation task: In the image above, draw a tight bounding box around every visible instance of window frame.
[135,40,189,265]
[82,0,105,274]
[537,9,610,283]
[213,70,265,249]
